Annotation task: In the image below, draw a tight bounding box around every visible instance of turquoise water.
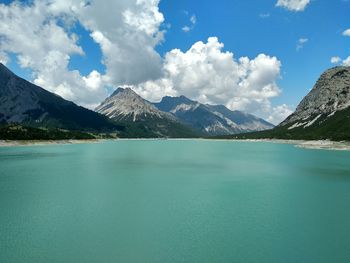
[0,140,350,263]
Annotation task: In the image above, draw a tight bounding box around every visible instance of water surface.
[1,140,350,263]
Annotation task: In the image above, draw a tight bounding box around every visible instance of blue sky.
[157,0,350,106]
[0,0,349,123]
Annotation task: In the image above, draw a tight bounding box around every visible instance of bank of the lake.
[1,138,350,151]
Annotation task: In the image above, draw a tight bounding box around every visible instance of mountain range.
[0,63,273,138]
[1,62,349,141]
[95,87,274,137]
[154,96,274,136]
[95,88,198,138]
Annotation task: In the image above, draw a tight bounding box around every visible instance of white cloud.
[343,29,350,37]
[333,29,350,66]
[0,51,9,65]
[0,0,165,108]
[0,1,96,105]
[134,37,283,122]
[276,0,310,11]
[0,1,288,122]
[182,26,191,33]
[343,57,350,66]
[329,56,350,67]
[331,56,341,64]
[182,13,196,32]
[296,38,308,51]
[267,104,294,125]
[190,15,197,25]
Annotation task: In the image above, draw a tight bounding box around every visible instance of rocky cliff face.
[95,88,177,122]
[281,66,350,128]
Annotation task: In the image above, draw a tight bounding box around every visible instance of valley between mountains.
[0,63,273,139]
[1,62,349,141]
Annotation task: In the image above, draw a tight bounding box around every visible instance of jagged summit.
[96,87,170,122]
[111,87,137,97]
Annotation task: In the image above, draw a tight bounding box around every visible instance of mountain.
[95,88,198,138]
[226,66,350,141]
[154,96,274,136]
[0,63,122,133]
[280,66,350,127]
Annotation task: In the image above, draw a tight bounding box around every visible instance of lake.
[1,140,350,263]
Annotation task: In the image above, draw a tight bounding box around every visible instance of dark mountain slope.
[0,63,122,132]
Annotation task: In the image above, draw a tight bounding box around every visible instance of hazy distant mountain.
[95,88,198,138]
[0,63,121,133]
[229,66,350,141]
[154,95,274,136]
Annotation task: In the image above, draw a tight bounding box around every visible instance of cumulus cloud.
[0,51,9,65]
[0,1,288,122]
[331,56,350,67]
[276,0,310,11]
[133,37,285,122]
[343,29,350,37]
[329,56,350,67]
[0,0,164,107]
[80,0,164,85]
[332,28,350,66]
[343,57,350,66]
[330,29,350,67]
[267,104,294,125]
[296,38,308,51]
[331,56,341,64]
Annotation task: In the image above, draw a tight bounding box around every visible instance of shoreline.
[231,139,350,151]
[0,138,349,151]
[0,139,106,147]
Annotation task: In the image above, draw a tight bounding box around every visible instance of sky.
[0,0,349,124]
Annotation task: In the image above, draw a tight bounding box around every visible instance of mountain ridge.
[154,95,274,136]
[95,87,198,138]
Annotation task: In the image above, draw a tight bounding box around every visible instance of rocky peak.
[95,87,169,122]
[281,66,350,126]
